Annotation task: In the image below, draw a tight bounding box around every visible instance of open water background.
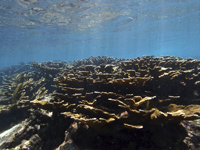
[0,0,200,68]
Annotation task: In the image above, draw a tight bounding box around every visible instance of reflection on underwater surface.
[0,0,200,68]
[0,0,199,33]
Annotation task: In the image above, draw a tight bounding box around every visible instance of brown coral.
[20,56,200,133]
[1,56,200,149]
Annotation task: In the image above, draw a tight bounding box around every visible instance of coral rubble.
[0,56,200,149]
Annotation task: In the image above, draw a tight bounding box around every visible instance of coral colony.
[0,56,200,149]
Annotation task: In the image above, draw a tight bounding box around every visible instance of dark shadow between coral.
[72,123,188,150]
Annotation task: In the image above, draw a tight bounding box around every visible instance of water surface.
[0,0,200,68]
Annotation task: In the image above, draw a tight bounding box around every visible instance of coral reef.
[0,56,200,149]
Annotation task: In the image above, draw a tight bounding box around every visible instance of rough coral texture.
[1,56,200,150]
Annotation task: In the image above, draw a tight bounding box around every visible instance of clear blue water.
[0,0,200,68]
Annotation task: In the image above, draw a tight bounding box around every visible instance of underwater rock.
[0,123,25,149]
[55,122,81,150]
[14,134,42,150]
[181,119,200,149]
[0,118,34,149]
